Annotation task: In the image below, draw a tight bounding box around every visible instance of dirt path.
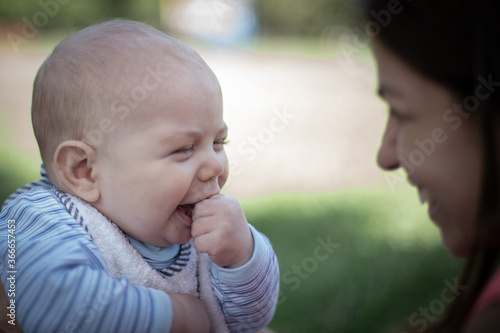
[0,43,389,198]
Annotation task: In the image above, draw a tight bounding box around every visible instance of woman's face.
[373,41,483,257]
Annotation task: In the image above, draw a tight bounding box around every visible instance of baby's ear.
[54,140,100,203]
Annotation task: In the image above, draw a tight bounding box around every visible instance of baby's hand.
[191,194,253,268]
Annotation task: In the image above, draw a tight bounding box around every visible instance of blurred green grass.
[243,189,463,333]
[0,143,40,206]
[0,141,464,332]
[0,102,40,206]
[0,140,465,332]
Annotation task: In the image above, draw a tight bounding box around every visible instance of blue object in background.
[162,0,258,45]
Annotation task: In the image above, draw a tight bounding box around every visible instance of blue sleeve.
[210,225,280,332]
[0,189,173,333]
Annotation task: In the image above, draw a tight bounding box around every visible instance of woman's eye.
[389,107,414,122]
[389,108,399,117]
[389,108,404,121]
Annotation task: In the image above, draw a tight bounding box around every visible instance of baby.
[0,20,279,332]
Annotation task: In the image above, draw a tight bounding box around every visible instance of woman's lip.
[428,200,441,224]
[417,187,442,224]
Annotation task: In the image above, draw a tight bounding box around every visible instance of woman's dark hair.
[363,0,500,331]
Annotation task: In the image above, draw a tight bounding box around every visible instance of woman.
[366,0,500,331]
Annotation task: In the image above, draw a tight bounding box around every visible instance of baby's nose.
[199,152,225,182]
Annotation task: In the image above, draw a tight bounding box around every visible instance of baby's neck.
[125,235,180,262]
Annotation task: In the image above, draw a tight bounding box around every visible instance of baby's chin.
[154,232,193,248]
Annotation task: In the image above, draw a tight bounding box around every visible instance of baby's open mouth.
[177,204,195,218]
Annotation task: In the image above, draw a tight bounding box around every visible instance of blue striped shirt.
[0,177,279,332]
[1,187,171,332]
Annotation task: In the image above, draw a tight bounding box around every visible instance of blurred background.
[0,1,463,332]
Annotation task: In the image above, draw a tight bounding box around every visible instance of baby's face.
[93,68,228,246]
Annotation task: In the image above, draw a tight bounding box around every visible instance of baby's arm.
[191,195,280,332]
[210,226,280,332]
[0,191,209,333]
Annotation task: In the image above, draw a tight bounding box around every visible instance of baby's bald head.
[32,19,218,183]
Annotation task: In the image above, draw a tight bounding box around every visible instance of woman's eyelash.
[389,108,406,120]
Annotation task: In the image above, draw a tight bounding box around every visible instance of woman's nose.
[377,117,400,171]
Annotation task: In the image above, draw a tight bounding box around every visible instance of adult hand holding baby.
[169,293,210,333]
[191,194,254,268]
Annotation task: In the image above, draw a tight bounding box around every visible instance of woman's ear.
[54,140,100,203]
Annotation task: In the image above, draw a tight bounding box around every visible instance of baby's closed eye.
[171,145,195,158]
[214,139,229,151]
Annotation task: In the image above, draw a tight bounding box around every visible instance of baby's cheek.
[218,155,229,188]
[219,169,229,189]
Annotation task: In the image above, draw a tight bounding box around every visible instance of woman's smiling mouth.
[418,187,441,223]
